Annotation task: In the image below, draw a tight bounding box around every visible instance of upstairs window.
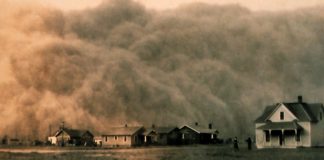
[280,112,284,120]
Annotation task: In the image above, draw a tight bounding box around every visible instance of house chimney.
[195,122,198,126]
[60,121,65,130]
[208,123,212,129]
[125,124,128,128]
[298,96,303,103]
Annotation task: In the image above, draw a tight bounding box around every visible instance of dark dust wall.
[1,0,324,138]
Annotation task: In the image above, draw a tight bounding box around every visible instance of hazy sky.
[40,0,324,11]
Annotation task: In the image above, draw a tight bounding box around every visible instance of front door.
[270,130,282,147]
[279,134,283,146]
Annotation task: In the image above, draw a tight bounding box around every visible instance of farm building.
[1,136,20,145]
[143,126,181,145]
[7,138,21,146]
[94,136,103,146]
[179,123,219,144]
[101,126,144,147]
[55,128,94,146]
[48,136,57,145]
[255,96,324,148]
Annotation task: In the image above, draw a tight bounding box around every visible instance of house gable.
[180,126,200,134]
[268,103,298,122]
[82,131,94,139]
[55,130,71,140]
[56,130,66,137]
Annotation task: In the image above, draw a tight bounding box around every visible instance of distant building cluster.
[2,95,324,149]
[46,123,220,147]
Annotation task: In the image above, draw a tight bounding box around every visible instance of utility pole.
[49,124,52,137]
[61,121,65,147]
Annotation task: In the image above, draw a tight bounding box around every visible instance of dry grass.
[0,145,323,160]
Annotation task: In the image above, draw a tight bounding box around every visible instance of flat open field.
[0,145,323,160]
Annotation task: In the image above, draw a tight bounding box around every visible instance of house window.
[124,136,127,142]
[115,136,117,140]
[265,131,270,142]
[280,112,284,120]
[296,131,301,142]
[105,136,107,142]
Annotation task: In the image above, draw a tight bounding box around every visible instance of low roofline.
[179,125,201,134]
[179,125,218,134]
[101,134,134,136]
[144,127,179,135]
[54,128,93,137]
[101,126,144,136]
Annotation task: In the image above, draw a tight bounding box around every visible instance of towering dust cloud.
[1,0,324,139]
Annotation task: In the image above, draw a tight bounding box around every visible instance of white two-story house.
[255,96,324,148]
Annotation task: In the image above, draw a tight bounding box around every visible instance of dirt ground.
[0,145,323,160]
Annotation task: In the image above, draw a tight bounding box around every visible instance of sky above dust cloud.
[41,0,324,11]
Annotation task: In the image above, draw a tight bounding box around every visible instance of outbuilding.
[101,126,144,147]
[143,126,181,145]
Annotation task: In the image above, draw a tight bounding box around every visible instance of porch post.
[281,129,284,146]
[144,136,147,143]
[295,129,297,146]
[269,129,272,144]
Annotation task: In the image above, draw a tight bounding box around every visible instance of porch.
[258,121,302,148]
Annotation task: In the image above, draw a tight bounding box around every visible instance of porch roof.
[257,121,302,130]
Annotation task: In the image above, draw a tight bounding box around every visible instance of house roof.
[102,126,143,136]
[255,105,277,123]
[143,127,178,135]
[255,102,324,123]
[94,136,102,140]
[257,121,302,130]
[180,125,218,134]
[55,128,93,138]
